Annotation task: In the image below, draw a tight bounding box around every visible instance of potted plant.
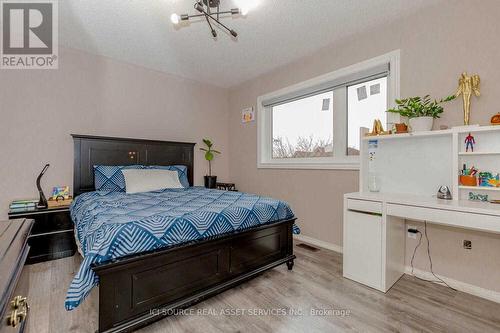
[394,123,408,134]
[200,138,220,189]
[387,95,455,132]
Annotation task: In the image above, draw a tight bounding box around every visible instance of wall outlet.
[463,240,472,250]
[407,225,417,239]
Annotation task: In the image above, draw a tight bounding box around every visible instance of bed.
[70,135,298,333]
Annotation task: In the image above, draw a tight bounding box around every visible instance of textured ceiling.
[60,0,441,88]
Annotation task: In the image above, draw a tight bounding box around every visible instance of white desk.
[343,192,500,292]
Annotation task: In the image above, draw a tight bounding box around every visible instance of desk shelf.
[458,152,500,156]
[459,186,500,192]
[358,125,500,200]
[361,128,453,141]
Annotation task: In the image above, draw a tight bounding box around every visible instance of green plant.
[387,95,455,119]
[200,138,220,176]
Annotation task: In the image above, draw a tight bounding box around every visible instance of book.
[9,206,36,213]
[9,202,36,209]
[11,199,38,205]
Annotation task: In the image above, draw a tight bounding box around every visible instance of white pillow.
[121,169,183,194]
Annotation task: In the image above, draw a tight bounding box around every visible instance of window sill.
[257,162,360,171]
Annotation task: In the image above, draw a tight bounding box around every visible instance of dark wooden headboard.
[72,134,196,196]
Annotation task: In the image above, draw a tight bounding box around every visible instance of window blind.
[261,63,390,108]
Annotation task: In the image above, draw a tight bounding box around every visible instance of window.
[272,91,333,159]
[257,50,400,170]
[347,77,388,155]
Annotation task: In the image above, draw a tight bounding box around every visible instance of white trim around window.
[257,50,401,170]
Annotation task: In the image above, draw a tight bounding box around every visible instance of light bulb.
[240,7,249,16]
[170,13,180,25]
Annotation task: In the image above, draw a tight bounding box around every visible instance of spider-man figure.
[465,132,475,152]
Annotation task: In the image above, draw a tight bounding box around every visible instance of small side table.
[8,206,76,264]
[216,182,237,191]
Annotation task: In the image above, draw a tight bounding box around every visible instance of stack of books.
[9,199,38,213]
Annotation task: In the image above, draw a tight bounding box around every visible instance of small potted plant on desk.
[387,95,455,132]
[200,138,220,189]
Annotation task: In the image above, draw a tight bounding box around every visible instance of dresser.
[0,219,33,333]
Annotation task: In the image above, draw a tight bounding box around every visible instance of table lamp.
[37,164,50,208]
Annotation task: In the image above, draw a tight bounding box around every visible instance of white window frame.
[257,50,400,170]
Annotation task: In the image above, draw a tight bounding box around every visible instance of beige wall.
[0,47,230,218]
[228,0,500,292]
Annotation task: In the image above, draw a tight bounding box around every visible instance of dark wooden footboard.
[92,218,296,333]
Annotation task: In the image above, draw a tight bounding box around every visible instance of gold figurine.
[455,72,480,125]
[366,119,391,136]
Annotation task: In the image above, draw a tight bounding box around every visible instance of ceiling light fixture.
[171,0,247,39]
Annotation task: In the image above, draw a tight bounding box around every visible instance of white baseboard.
[405,266,500,304]
[293,234,343,254]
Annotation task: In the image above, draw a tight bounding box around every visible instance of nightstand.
[216,182,237,191]
[8,207,76,264]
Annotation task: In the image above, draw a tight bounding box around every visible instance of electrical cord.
[410,229,422,276]
[423,222,456,290]
[410,222,456,291]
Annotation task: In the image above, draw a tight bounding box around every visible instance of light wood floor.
[24,244,500,333]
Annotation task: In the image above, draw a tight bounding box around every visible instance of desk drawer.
[347,199,382,215]
[386,204,500,234]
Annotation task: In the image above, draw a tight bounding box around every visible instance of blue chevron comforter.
[65,187,297,310]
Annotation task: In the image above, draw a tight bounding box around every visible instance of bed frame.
[72,134,296,333]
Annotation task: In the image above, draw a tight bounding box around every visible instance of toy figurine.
[464,132,475,152]
[455,72,480,125]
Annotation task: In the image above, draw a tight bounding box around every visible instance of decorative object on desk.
[461,164,477,177]
[490,179,500,188]
[437,186,453,200]
[387,94,455,132]
[366,120,380,136]
[468,192,488,202]
[366,119,391,136]
[460,175,477,186]
[241,107,255,123]
[491,113,500,125]
[51,186,70,200]
[459,165,487,187]
[455,72,480,125]
[200,138,220,189]
[478,172,500,187]
[488,175,500,187]
[36,163,50,208]
[464,132,475,152]
[394,123,408,134]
